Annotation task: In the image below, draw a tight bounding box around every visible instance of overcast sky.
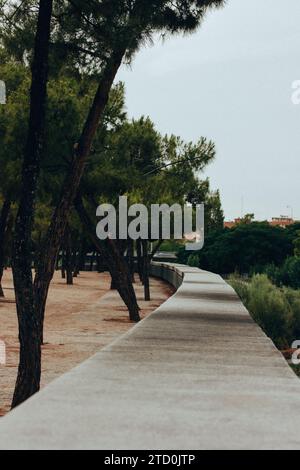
[118,0,300,221]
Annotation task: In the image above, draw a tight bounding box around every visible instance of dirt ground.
[0,269,174,417]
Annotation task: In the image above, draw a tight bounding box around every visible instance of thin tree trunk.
[96,252,102,273]
[136,238,143,283]
[64,225,73,285]
[127,239,135,283]
[89,251,95,271]
[33,45,127,340]
[73,238,80,277]
[61,249,66,279]
[0,198,11,297]
[142,240,150,301]
[71,237,78,277]
[75,195,140,322]
[11,0,53,409]
[74,236,86,276]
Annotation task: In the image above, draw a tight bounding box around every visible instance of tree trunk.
[64,225,73,285]
[127,239,135,283]
[75,195,140,322]
[96,252,102,273]
[142,240,150,301]
[72,238,78,277]
[89,251,95,271]
[74,236,86,276]
[33,45,127,341]
[61,249,66,279]
[0,198,11,297]
[11,0,53,409]
[110,278,118,290]
[136,239,143,283]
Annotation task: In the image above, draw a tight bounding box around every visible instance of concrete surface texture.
[0,263,300,450]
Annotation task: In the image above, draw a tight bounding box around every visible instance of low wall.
[0,263,300,449]
[150,261,184,289]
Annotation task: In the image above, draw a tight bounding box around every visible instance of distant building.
[224,218,242,229]
[269,216,294,228]
[224,215,295,229]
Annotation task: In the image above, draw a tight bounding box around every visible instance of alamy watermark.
[96,197,205,251]
[291,341,300,365]
[0,80,6,104]
[291,80,300,105]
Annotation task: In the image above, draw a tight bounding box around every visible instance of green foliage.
[187,254,200,267]
[238,213,255,225]
[83,113,220,245]
[0,1,226,263]
[229,274,300,350]
[159,239,183,252]
[228,273,250,305]
[186,179,224,233]
[265,257,300,290]
[247,275,291,349]
[294,230,300,257]
[0,54,222,256]
[0,56,29,197]
[1,1,225,75]
[178,222,294,274]
[283,287,300,340]
[290,365,300,377]
[0,54,129,261]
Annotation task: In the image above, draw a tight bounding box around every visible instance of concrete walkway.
[0,263,300,449]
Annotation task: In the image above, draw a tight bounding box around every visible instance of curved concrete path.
[0,263,300,449]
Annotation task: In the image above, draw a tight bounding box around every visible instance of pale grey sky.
[118,0,300,221]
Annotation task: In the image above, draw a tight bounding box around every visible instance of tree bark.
[110,278,118,290]
[75,195,140,322]
[62,260,66,278]
[11,0,53,409]
[0,198,11,297]
[61,249,66,279]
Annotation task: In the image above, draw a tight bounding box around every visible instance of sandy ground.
[0,269,174,417]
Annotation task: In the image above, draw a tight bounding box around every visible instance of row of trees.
[178,220,300,277]
[0,0,225,407]
[0,62,223,292]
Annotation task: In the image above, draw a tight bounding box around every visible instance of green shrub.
[247,275,292,349]
[229,274,294,349]
[228,275,249,305]
[187,254,200,267]
[264,263,281,285]
[283,288,300,339]
[265,257,300,289]
[280,257,300,289]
